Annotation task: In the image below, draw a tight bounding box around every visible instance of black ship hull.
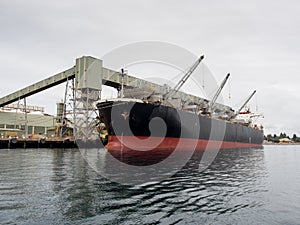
[97,99,263,164]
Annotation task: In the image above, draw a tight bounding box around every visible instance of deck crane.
[210,73,230,110]
[163,55,204,99]
[234,90,257,117]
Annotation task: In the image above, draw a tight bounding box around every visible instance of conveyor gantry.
[0,56,170,107]
[0,56,231,111]
[0,67,75,107]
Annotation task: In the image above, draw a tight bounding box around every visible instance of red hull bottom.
[106,136,262,166]
[107,135,262,150]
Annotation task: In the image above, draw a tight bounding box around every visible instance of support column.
[73,56,103,143]
[24,98,28,139]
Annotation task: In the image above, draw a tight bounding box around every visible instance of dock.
[0,137,76,149]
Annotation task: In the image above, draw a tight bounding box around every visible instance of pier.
[0,137,76,149]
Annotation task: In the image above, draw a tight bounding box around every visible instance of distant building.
[0,104,55,137]
[279,138,293,143]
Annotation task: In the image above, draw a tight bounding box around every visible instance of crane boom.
[235,90,256,115]
[210,73,230,107]
[164,55,204,99]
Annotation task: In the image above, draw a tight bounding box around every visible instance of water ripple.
[1,146,300,224]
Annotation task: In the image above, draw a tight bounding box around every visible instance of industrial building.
[0,103,55,138]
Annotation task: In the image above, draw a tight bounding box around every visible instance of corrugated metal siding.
[0,111,55,134]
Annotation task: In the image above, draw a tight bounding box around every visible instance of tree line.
[264,133,300,143]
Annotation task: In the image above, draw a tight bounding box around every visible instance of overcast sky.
[1,0,300,136]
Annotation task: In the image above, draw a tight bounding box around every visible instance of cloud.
[1,0,300,135]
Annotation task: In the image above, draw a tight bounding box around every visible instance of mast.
[235,90,257,116]
[120,68,125,98]
[210,73,230,109]
[164,55,204,99]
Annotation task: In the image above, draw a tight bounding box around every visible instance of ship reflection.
[49,146,267,222]
[79,145,265,186]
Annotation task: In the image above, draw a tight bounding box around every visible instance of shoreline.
[263,142,300,145]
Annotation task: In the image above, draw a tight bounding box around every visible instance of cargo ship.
[96,56,264,164]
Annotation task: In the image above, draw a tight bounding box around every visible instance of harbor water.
[1,145,300,224]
